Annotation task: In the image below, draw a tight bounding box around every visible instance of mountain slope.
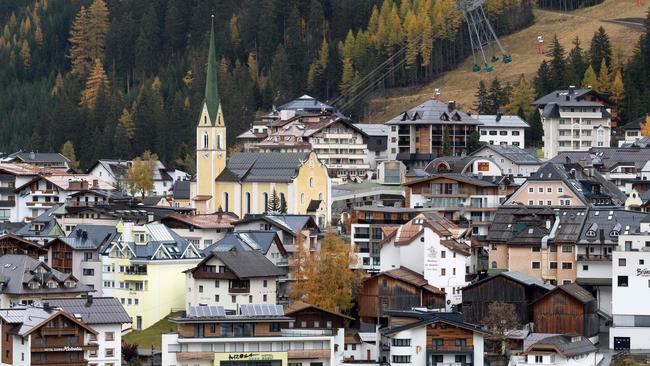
[367,0,647,122]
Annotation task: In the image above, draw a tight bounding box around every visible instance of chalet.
[471,144,542,178]
[204,231,288,268]
[162,304,341,366]
[0,233,46,259]
[284,300,354,331]
[461,271,554,325]
[358,267,445,324]
[185,251,284,312]
[0,255,93,307]
[160,212,238,250]
[14,205,64,246]
[0,305,98,366]
[381,310,488,366]
[233,214,321,253]
[511,334,601,366]
[531,283,599,342]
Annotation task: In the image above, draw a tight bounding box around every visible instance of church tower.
[196,16,226,213]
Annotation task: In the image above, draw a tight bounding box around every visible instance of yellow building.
[102,222,203,330]
[194,19,331,226]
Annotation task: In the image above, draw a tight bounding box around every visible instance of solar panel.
[239,304,283,316]
[187,305,225,318]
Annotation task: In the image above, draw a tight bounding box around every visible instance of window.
[301,193,305,204]
[263,280,268,288]
[392,356,411,363]
[82,268,94,276]
[547,187,552,193]
[532,246,541,252]
[441,250,446,258]
[558,187,563,193]
[106,348,114,357]
[499,131,508,136]
[105,332,114,341]
[562,245,573,253]
[583,265,589,271]
[245,192,251,214]
[84,252,93,261]
[618,276,628,287]
[489,131,497,135]
[441,268,446,276]
[202,132,209,149]
[550,262,557,269]
[532,262,541,269]
[215,280,220,288]
[223,192,229,212]
[249,295,253,303]
[619,258,627,267]
[263,294,268,302]
[562,262,573,270]
[263,192,269,209]
[512,131,520,136]
[215,295,219,302]
[269,322,281,332]
[535,355,543,363]
[392,338,411,347]
[528,187,534,193]
[231,295,236,303]
[89,349,98,358]
[199,285,204,293]
[538,187,544,193]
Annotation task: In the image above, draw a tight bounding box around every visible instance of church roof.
[216,152,312,183]
[204,16,220,124]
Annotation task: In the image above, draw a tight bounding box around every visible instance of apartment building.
[533,87,612,159]
[161,304,343,366]
[386,99,480,168]
[476,114,528,147]
[185,251,284,312]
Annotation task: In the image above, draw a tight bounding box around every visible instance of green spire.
[204,15,220,124]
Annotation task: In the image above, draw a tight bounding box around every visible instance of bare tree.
[481,301,520,356]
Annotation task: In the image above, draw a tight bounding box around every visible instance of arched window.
[217,134,222,149]
[300,193,305,204]
[263,193,269,211]
[309,178,314,188]
[203,132,209,149]
[245,192,251,214]
[318,193,323,200]
[223,192,229,212]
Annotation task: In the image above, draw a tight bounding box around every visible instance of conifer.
[68,6,90,76]
[80,58,109,109]
[582,64,598,89]
[20,40,31,70]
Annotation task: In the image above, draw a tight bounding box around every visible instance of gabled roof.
[3,152,69,164]
[381,310,487,335]
[48,297,131,324]
[577,209,644,245]
[104,224,200,261]
[385,99,480,126]
[532,283,595,306]
[217,152,313,183]
[524,334,597,357]
[463,271,555,292]
[46,224,118,251]
[193,251,284,278]
[621,115,646,130]
[372,267,444,295]
[161,212,238,229]
[0,255,93,295]
[388,213,470,255]
[0,306,97,336]
[276,95,337,114]
[533,88,608,106]
[15,205,64,238]
[284,300,354,320]
[0,234,46,253]
[551,148,650,172]
[472,145,542,165]
[402,172,502,188]
[477,114,530,128]
[204,231,284,256]
[235,214,319,236]
[15,174,113,191]
[353,123,389,136]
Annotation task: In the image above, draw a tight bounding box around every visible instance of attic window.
[586,230,596,238]
[528,228,534,234]
[452,112,461,121]
[440,113,449,121]
[413,219,424,225]
[609,230,620,237]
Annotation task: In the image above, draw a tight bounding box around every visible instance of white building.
[379,213,471,308]
[477,114,528,147]
[533,87,612,160]
[185,251,284,312]
[88,159,189,196]
[49,296,132,366]
[610,218,650,350]
[511,334,601,366]
[471,144,542,178]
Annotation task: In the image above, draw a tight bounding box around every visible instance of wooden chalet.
[358,267,445,324]
[0,234,46,259]
[532,283,599,339]
[461,271,554,324]
[284,301,353,330]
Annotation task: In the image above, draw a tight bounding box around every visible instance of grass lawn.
[367,0,646,123]
[123,313,179,350]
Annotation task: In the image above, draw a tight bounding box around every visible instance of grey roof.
[204,231,280,255]
[48,297,131,324]
[173,180,191,200]
[354,123,389,136]
[533,88,606,106]
[577,209,644,245]
[501,271,555,290]
[621,116,645,130]
[0,255,92,295]
[0,307,60,336]
[487,206,588,244]
[236,214,318,236]
[622,135,650,148]
[385,99,480,126]
[15,204,63,237]
[104,224,199,260]
[57,225,118,251]
[6,152,69,164]
[404,172,507,188]
[277,95,337,114]
[424,156,477,174]
[473,145,542,165]
[477,114,530,128]
[382,310,487,335]
[218,152,312,183]
[551,148,650,171]
[552,283,595,304]
[526,334,597,357]
[209,251,284,278]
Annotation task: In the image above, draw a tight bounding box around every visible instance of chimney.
[29,151,35,160]
[85,295,93,307]
[42,302,50,311]
[447,101,456,112]
[496,112,502,122]
[568,85,575,95]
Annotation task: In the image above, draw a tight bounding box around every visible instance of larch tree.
[289,230,364,312]
[86,0,109,61]
[610,70,625,105]
[60,140,80,171]
[118,107,135,139]
[404,10,419,70]
[68,5,90,76]
[418,7,433,70]
[34,24,44,46]
[596,58,610,93]
[20,40,31,70]
[127,150,158,199]
[80,58,109,109]
[641,117,650,137]
[581,64,598,89]
[51,72,64,96]
[506,75,535,116]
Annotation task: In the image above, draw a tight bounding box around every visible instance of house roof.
[621,115,646,130]
[4,152,69,164]
[524,334,597,357]
[162,212,238,229]
[463,271,555,292]
[577,209,644,245]
[15,205,64,238]
[235,214,319,236]
[217,152,313,183]
[533,283,595,306]
[276,95,337,114]
[199,251,285,278]
[204,231,283,256]
[477,114,530,128]
[385,99,480,126]
[0,306,97,336]
[48,297,131,324]
[0,255,93,295]
[374,267,444,295]
[15,174,113,191]
[533,88,608,106]
[402,172,503,188]
[47,224,118,251]
[0,234,46,253]
[0,163,67,176]
[381,310,487,335]
[551,148,650,172]
[386,213,470,255]
[284,300,354,320]
[472,145,542,165]
[353,123,389,136]
[103,224,200,261]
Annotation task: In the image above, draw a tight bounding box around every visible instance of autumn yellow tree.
[51,72,64,96]
[596,58,610,93]
[127,151,158,198]
[68,0,109,77]
[289,230,364,312]
[506,75,535,116]
[86,0,109,61]
[582,64,598,89]
[404,10,419,69]
[641,117,650,137]
[118,107,135,139]
[80,58,109,109]
[610,70,624,105]
[60,140,80,171]
[20,40,31,70]
[68,5,90,76]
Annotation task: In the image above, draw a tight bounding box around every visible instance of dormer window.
[586,230,597,237]
[609,230,619,237]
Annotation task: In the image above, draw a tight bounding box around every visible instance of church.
[194,20,331,227]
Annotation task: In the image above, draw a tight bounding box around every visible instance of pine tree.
[488,78,509,114]
[474,80,489,114]
[566,36,587,87]
[467,131,484,154]
[270,45,292,104]
[80,58,109,109]
[51,73,64,97]
[60,140,80,171]
[590,26,611,73]
[135,5,161,76]
[525,109,544,148]
[20,40,31,71]
[118,107,135,139]
[534,60,554,97]
[596,57,610,93]
[547,34,567,89]
[267,189,282,213]
[582,64,598,89]
[68,6,90,76]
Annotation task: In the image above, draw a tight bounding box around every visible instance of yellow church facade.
[193,19,331,226]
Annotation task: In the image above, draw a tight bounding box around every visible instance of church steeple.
[204,15,220,125]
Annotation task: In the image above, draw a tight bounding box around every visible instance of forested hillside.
[0,0,533,171]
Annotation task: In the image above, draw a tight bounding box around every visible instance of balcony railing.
[429,345,473,353]
[577,254,612,261]
[228,287,250,294]
[40,327,78,336]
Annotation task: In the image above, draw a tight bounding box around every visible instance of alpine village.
[3,0,650,365]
